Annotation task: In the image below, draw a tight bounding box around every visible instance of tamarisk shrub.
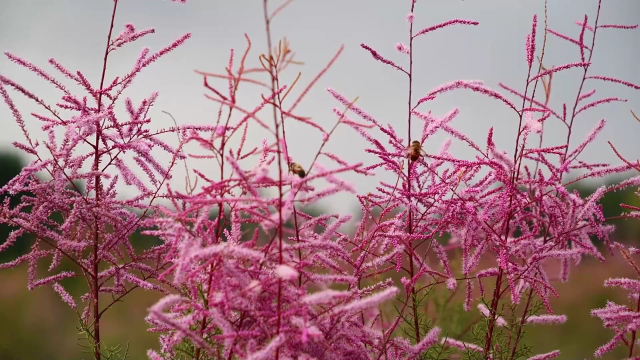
[143,3,405,359]
[144,1,640,360]
[330,1,634,358]
[0,0,190,358]
[0,0,638,359]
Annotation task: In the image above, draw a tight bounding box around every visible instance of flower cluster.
[0,1,190,358]
[0,0,639,359]
[144,0,639,358]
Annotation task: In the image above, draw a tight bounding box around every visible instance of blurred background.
[1,0,640,359]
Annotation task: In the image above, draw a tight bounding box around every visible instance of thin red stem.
[405,0,421,345]
[90,1,119,358]
[262,2,285,358]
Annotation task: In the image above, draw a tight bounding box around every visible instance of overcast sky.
[1,0,639,215]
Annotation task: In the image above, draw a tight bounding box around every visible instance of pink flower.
[407,13,414,23]
[274,264,299,280]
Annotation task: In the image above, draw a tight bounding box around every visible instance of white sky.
[1,0,639,215]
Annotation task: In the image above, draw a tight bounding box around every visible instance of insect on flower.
[289,162,306,178]
[406,140,427,162]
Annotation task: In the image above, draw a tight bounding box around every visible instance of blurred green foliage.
[0,152,33,263]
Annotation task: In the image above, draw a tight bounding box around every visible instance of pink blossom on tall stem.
[0,0,190,359]
[330,0,637,357]
[526,15,537,68]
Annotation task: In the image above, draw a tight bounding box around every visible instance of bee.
[406,140,427,162]
[289,162,306,178]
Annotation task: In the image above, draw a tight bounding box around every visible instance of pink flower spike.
[414,19,479,38]
[52,283,76,309]
[526,314,567,325]
[5,52,70,95]
[149,294,185,313]
[598,23,639,30]
[594,332,625,358]
[604,278,640,292]
[525,34,532,68]
[427,80,517,112]
[110,25,155,52]
[0,81,30,146]
[575,97,626,117]
[527,350,561,360]
[587,75,640,90]
[524,111,542,133]
[579,15,588,62]
[246,335,285,360]
[415,95,436,108]
[529,62,590,83]
[396,43,410,54]
[528,14,537,68]
[411,327,440,354]
[29,271,75,290]
[577,89,597,103]
[360,44,406,73]
[441,337,483,352]
[326,87,383,127]
[446,278,457,290]
[576,20,594,32]
[335,287,398,314]
[302,289,350,305]
[147,349,164,360]
[139,33,192,70]
[547,28,591,51]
